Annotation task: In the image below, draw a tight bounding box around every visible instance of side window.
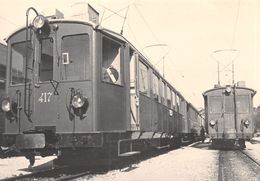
[102,37,123,85]
[39,38,53,81]
[160,81,165,105]
[138,60,149,95]
[176,95,180,112]
[152,73,159,102]
[172,90,176,110]
[129,53,135,88]
[61,34,90,81]
[166,86,171,108]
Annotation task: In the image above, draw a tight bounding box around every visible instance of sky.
[0,0,259,109]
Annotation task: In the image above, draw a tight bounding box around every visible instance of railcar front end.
[0,9,134,165]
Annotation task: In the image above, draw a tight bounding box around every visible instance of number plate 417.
[38,92,53,103]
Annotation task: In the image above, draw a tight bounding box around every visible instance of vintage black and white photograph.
[0,0,259,180]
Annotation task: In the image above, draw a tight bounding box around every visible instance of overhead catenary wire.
[98,2,185,85]
[230,0,241,49]
[120,5,130,35]
[103,6,129,22]
[133,3,184,79]
[98,4,127,20]
[211,0,241,85]
[99,9,106,25]
[0,16,18,27]
[133,4,160,44]
[98,4,132,35]
[126,21,142,49]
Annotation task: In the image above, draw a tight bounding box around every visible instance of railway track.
[218,150,260,181]
[239,150,260,167]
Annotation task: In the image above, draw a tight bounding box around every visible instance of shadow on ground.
[18,160,54,172]
[190,142,212,150]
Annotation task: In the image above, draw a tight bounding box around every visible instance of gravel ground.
[79,143,219,181]
[245,136,260,164]
[0,138,259,181]
[0,156,55,179]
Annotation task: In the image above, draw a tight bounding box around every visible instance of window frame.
[236,95,250,114]
[60,33,91,82]
[224,95,234,113]
[160,81,166,105]
[39,38,54,82]
[138,59,149,96]
[209,95,223,114]
[10,40,33,86]
[176,94,181,112]
[101,35,124,86]
[151,72,160,102]
[166,85,172,108]
[172,90,176,111]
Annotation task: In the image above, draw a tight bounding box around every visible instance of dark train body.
[0,6,203,166]
[0,42,7,137]
[253,106,260,134]
[203,83,256,149]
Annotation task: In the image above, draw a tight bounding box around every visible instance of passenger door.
[130,52,140,130]
[99,36,126,131]
[33,37,60,131]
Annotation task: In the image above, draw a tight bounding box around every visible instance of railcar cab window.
[152,73,159,102]
[209,96,223,113]
[39,38,53,81]
[11,41,33,85]
[138,60,149,95]
[61,34,90,81]
[102,37,123,85]
[236,95,250,113]
[224,95,234,113]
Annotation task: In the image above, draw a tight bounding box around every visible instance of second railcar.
[203,84,256,149]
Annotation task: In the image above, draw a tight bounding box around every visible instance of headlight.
[1,99,11,112]
[32,15,46,29]
[209,120,216,127]
[32,15,50,38]
[244,119,250,127]
[33,15,45,29]
[225,86,232,93]
[72,94,86,108]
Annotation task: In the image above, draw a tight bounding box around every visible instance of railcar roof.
[0,39,6,46]
[203,86,256,96]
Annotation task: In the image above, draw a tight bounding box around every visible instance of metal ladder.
[23,28,33,123]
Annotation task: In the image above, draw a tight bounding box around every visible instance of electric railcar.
[203,84,256,149]
[0,6,203,166]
